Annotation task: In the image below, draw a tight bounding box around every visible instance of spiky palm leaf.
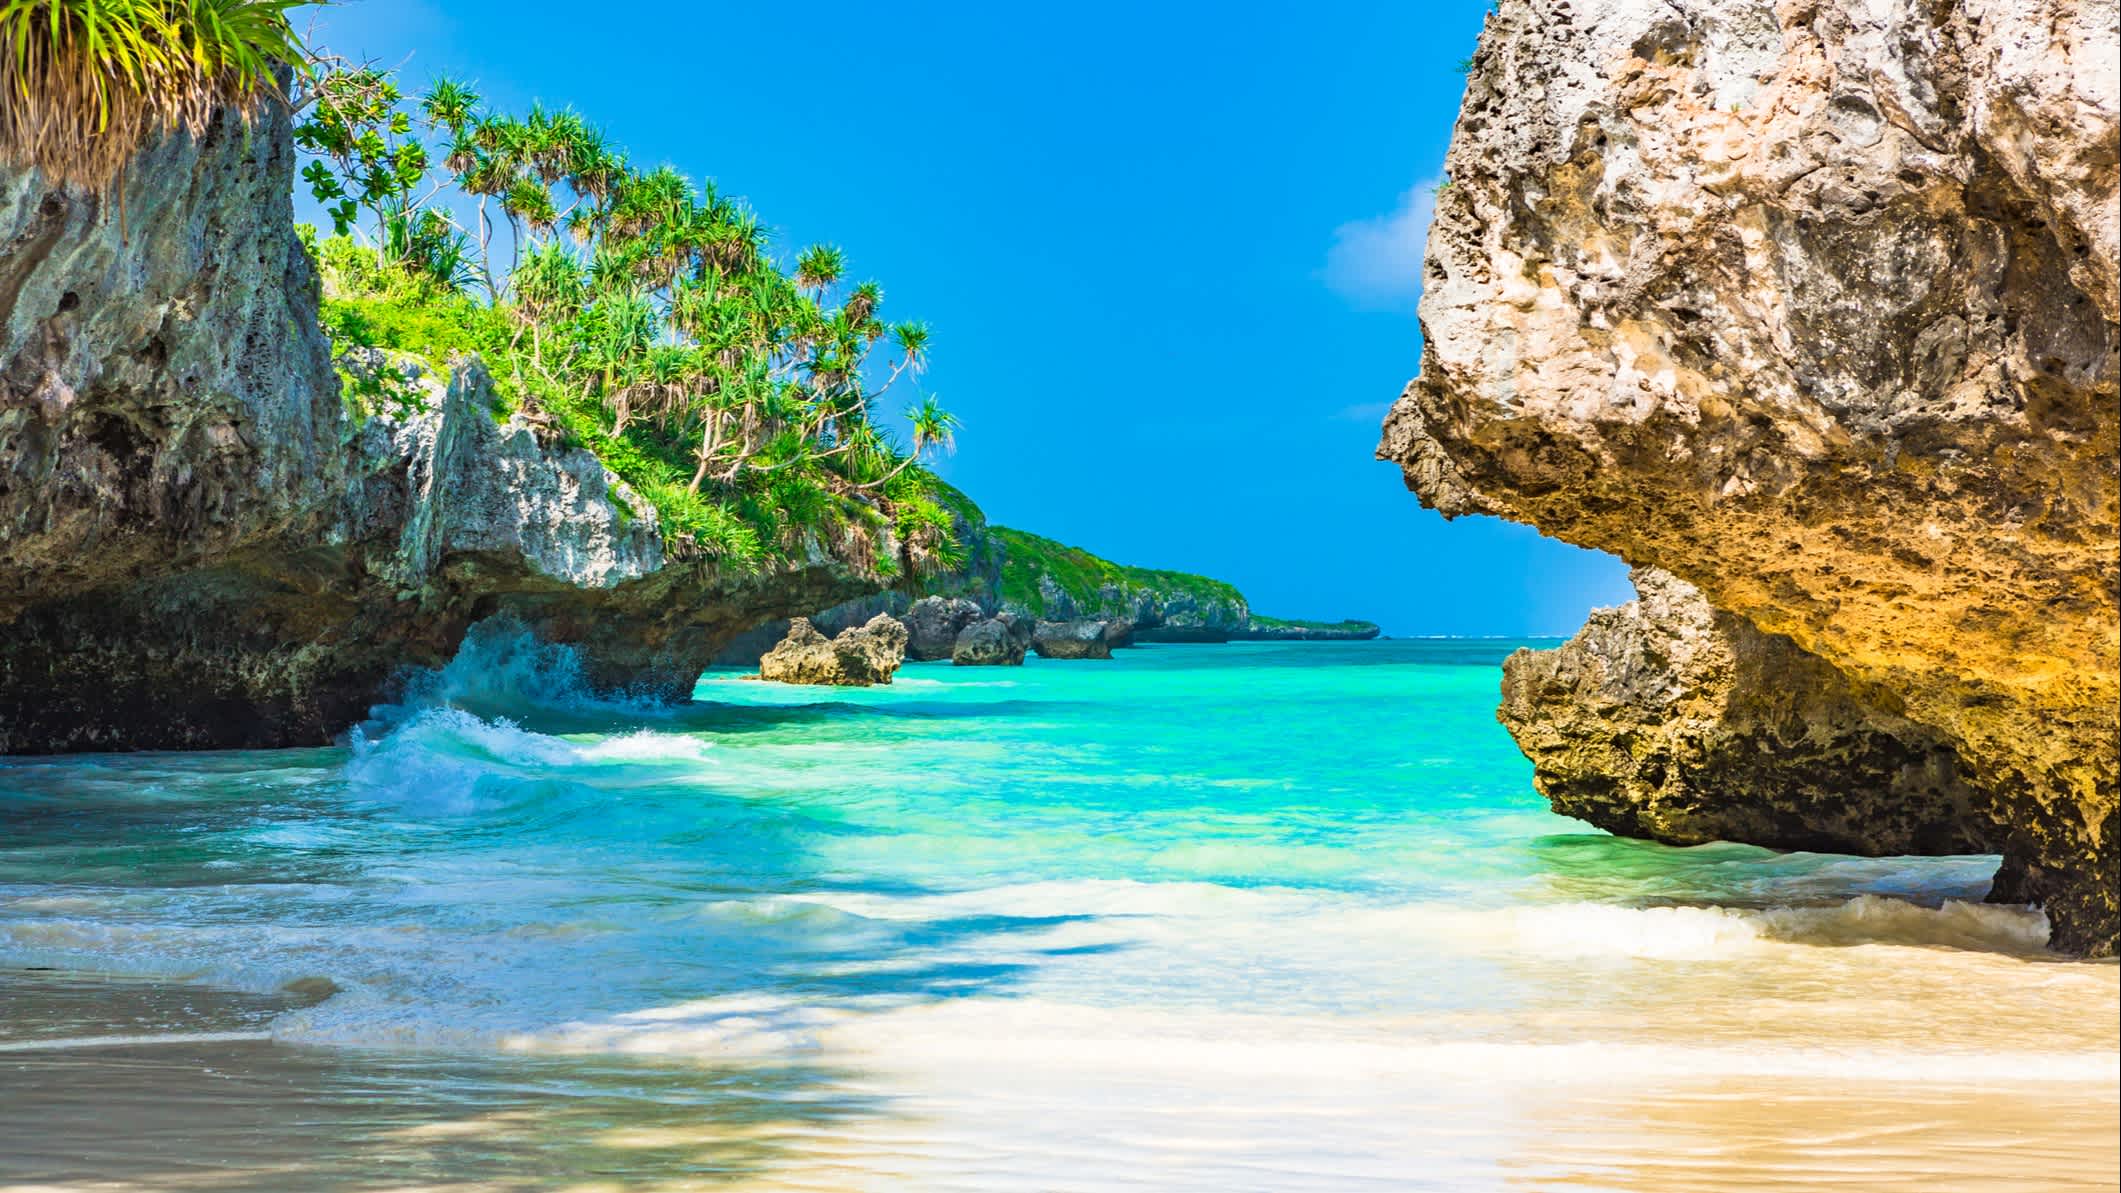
[907,394,957,454]
[502,175,556,233]
[1,0,303,191]
[383,205,478,292]
[511,240,584,321]
[419,75,477,136]
[843,280,882,327]
[793,243,844,293]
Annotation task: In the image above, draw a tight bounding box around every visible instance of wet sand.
[4,972,2114,1193]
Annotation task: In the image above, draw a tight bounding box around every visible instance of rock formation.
[711,517,1285,666]
[1381,0,2119,952]
[1031,619,1131,660]
[1502,568,1989,855]
[758,614,909,686]
[0,80,336,618]
[951,613,1032,666]
[0,99,889,751]
[903,596,986,660]
[707,592,910,669]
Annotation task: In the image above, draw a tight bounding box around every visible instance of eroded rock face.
[1031,619,1129,660]
[1383,0,2119,952]
[1503,568,1991,855]
[759,614,909,686]
[0,105,890,750]
[952,613,1031,666]
[903,596,986,661]
[0,351,885,749]
[0,350,649,750]
[0,84,338,617]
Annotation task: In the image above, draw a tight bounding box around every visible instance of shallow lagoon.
[3,639,2113,1190]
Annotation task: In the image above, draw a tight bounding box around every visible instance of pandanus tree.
[852,395,958,489]
[583,286,656,434]
[508,241,584,370]
[793,244,845,296]
[419,76,478,143]
[298,60,960,565]
[383,206,478,292]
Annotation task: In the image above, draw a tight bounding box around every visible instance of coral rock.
[952,613,1032,666]
[759,615,909,686]
[1502,569,1990,856]
[1031,619,1127,660]
[903,596,987,661]
[1382,0,2119,953]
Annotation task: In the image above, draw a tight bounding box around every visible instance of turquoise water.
[1,631,2115,1190]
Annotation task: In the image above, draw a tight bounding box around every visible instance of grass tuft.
[0,0,304,191]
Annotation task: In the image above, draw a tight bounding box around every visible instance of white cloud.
[1331,401,1394,423]
[1321,179,1440,311]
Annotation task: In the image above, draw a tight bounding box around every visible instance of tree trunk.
[477,197,499,302]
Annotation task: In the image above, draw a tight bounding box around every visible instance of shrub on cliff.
[0,0,303,191]
[991,527,1243,620]
[295,62,960,575]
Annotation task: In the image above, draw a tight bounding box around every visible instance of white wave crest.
[342,709,715,814]
[577,730,715,764]
[359,616,674,735]
[342,708,575,814]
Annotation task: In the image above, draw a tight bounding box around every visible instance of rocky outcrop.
[0,348,885,750]
[1007,543,1248,642]
[708,592,908,668]
[1504,568,1990,855]
[758,614,909,686]
[1031,618,1131,660]
[903,595,986,660]
[1235,618,1382,642]
[0,102,890,751]
[1382,0,2119,952]
[0,81,338,618]
[951,613,1032,666]
[714,517,1268,666]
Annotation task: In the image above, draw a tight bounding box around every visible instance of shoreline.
[5,965,2114,1193]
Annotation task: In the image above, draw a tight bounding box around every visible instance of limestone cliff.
[0,101,889,751]
[987,526,1249,642]
[0,83,337,615]
[1382,0,2118,952]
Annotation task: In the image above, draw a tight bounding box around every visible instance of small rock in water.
[952,613,1032,666]
[1031,618,1130,660]
[903,596,986,661]
[759,615,909,686]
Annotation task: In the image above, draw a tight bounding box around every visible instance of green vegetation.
[990,527,1244,619]
[1248,616,1378,633]
[0,0,303,191]
[296,63,959,574]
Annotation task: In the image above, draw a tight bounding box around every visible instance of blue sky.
[300,0,1631,635]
